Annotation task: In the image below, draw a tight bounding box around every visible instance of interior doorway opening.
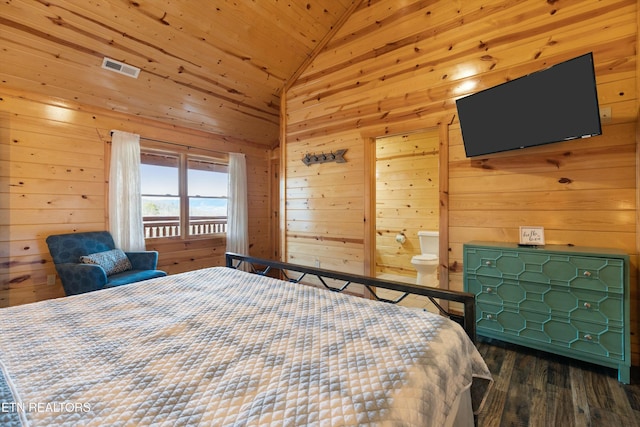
[374,128,440,281]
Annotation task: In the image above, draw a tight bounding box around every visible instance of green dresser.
[463,241,630,383]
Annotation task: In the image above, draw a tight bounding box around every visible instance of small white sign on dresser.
[519,226,545,246]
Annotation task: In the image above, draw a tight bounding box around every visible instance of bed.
[0,253,492,426]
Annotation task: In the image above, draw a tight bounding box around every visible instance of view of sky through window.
[141,164,228,217]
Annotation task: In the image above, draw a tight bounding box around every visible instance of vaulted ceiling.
[1,0,358,147]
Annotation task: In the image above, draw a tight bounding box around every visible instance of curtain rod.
[110,131,229,156]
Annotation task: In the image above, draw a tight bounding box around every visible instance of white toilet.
[411,231,439,287]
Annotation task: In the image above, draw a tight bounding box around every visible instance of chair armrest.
[125,251,159,270]
[55,263,108,295]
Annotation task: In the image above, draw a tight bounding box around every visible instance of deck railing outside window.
[143,216,227,238]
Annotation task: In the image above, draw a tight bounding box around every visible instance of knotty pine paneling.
[284,0,639,362]
[1,88,271,308]
[284,130,367,274]
[1,0,356,146]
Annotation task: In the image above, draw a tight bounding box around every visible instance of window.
[140,150,228,239]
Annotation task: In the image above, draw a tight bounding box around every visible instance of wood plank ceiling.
[1,0,357,147]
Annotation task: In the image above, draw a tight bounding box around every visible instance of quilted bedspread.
[0,267,491,426]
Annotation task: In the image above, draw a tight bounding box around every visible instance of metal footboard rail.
[225,252,477,343]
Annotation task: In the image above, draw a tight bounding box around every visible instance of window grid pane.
[187,157,228,236]
[141,156,181,238]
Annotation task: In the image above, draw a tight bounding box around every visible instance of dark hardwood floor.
[475,338,640,427]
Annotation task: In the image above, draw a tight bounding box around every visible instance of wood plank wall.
[284,1,639,362]
[375,129,439,278]
[1,88,272,308]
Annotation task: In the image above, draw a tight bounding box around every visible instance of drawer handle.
[583,271,592,277]
[584,334,593,341]
[486,287,493,293]
[485,261,492,266]
[486,314,493,320]
[583,302,591,309]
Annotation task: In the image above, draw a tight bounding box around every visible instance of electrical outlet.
[47,274,56,285]
[315,258,320,268]
[599,106,612,124]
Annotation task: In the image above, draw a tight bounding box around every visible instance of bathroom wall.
[375,129,439,278]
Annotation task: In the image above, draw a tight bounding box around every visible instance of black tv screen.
[456,53,602,157]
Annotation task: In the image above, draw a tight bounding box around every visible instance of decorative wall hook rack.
[302,149,347,166]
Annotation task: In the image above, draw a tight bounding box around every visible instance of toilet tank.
[418,230,439,255]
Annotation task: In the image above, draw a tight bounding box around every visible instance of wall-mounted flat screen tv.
[456,53,602,158]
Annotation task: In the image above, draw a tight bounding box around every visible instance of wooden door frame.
[438,122,450,292]
[270,156,280,260]
[365,121,450,292]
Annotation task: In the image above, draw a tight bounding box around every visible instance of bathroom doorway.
[374,128,440,283]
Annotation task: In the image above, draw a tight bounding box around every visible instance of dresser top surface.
[465,241,629,258]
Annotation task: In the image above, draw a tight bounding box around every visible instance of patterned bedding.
[0,267,491,426]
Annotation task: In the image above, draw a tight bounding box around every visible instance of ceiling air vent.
[101,57,140,79]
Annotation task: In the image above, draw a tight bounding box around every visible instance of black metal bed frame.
[225,252,477,342]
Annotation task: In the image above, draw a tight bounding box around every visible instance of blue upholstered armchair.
[46,231,167,296]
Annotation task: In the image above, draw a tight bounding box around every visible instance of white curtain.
[226,153,249,258]
[109,130,145,251]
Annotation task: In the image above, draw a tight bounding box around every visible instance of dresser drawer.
[476,302,624,361]
[546,318,624,360]
[466,276,521,307]
[467,276,623,324]
[545,287,623,325]
[465,247,625,293]
[476,301,546,336]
